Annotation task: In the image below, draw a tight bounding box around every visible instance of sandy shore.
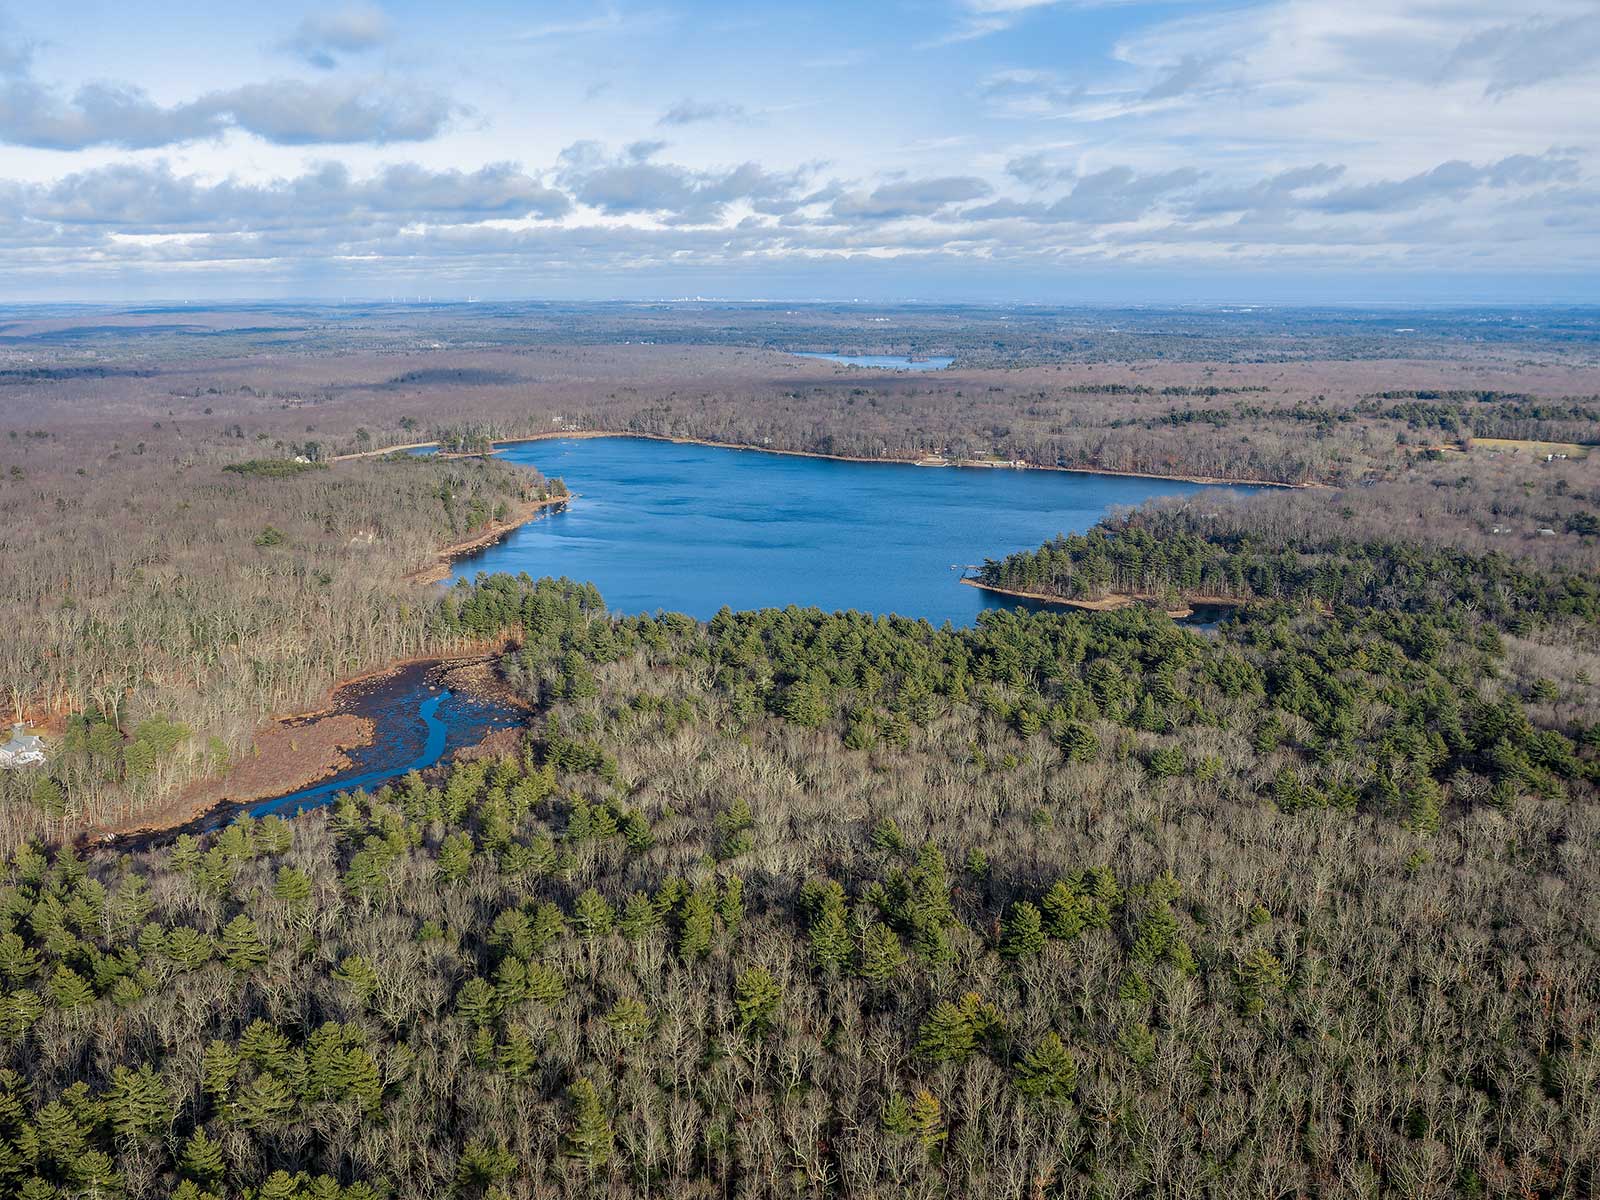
[960,576,1244,619]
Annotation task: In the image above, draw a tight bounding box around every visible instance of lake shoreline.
[960,576,1245,619]
[408,494,571,585]
[371,430,1317,490]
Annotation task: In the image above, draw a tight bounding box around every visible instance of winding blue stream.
[246,691,451,819]
[137,662,524,839]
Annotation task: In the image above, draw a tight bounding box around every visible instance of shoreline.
[81,645,525,852]
[363,430,1318,490]
[407,494,571,585]
[960,576,1245,619]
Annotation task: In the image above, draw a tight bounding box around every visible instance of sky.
[0,0,1597,303]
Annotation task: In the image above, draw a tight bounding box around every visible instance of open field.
[1470,436,1594,458]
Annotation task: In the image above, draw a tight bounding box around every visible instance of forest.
[0,305,1598,1196]
[1,550,1598,1197]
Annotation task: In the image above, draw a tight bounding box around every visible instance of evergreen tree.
[572,889,614,940]
[857,924,905,984]
[180,1128,227,1186]
[908,1089,946,1155]
[47,964,94,1011]
[1014,1033,1078,1104]
[1236,946,1288,1017]
[562,1078,613,1170]
[604,996,652,1045]
[105,1062,172,1141]
[201,1040,239,1105]
[1000,900,1046,959]
[232,1071,295,1133]
[677,888,715,961]
[436,832,475,882]
[332,955,379,1003]
[806,884,853,973]
[219,915,267,973]
[618,892,661,940]
[734,966,782,1037]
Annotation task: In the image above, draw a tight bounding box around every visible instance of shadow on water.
[104,661,525,852]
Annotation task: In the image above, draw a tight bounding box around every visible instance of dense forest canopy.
[1,567,1597,1197]
[0,305,1598,1197]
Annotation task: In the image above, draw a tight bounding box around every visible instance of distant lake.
[790,352,955,371]
[449,437,1251,625]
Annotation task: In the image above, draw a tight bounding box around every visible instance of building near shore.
[0,724,46,769]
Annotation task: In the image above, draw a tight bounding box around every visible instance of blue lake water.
[791,352,955,371]
[451,436,1251,625]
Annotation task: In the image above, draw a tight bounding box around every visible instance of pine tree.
[1059,720,1100,762]
[1236,945,1288,1017]
[880,1091,913,1134]
[604,996,652,1045]
[618,892,661,940]
[713,797,755,860]
[231,1071,295,1132]
[166,926,215,970]
[456,977,499,1027]
[572,889,614,940]
[47,964,95,1010]
[239,1020,294,1075]
[32,1099,89,1171]
[918,1000,978,1063]
[272,866,311,908]
[437,831,475,882]
[180,1128,227,1185]
[497,1028,538,1082]
[677,888,715,961]
[257,1170,306,1200]
[734,966,782,1037]
[201,1040,239,1105]
[105,1063,172,1140]
[1014,1033,1078,1104]
[453,1140,515,1196]
[908,1089,946,1154]
[219,915,266,973]
[332,955,379,1003]
[1041,880,1088,941]
[69,1149,123,1196]
[0,932,42,987]
[562,1078,613,1170]
[718,874,745,938]
[857,924,905,984]
[806,885,853,973]
[1001,901,1046,959]
[1117,1020,1156,1066]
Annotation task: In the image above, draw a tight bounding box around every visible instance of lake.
[450,437,1250,625]
[790,352,955,371]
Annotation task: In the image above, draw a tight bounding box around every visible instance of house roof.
[2,727,44,754]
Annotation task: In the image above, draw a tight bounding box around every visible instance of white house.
[0,724,46,769]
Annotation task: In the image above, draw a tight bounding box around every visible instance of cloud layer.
[0,0,1593,297]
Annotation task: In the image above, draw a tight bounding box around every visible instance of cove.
[451,436,1253,626]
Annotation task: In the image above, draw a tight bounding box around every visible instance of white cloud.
[283,4,391,69]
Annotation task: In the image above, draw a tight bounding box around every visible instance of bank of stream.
[96,659,526,852]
